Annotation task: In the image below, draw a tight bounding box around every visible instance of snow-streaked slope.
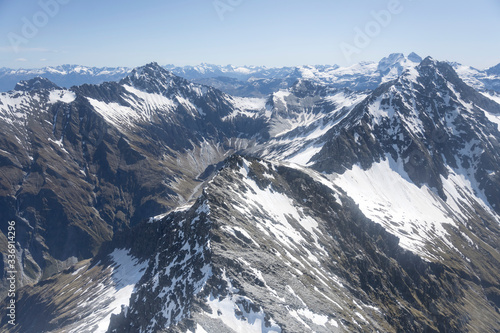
[235,158,326,251]
[190,157,389,332]
[48,89,76,104]
[0,91,34,125]
[255,88,368,166]
[86,85,203,130]
[330,156,457,258]
[87,97,146,129]
[440,165,500,224]
[0,88,74,127]
[108,156,404,332]
[16,250,150,333]
[223,96,268,120]
[482,91,500,105]
[122,84,176,113]
[481,91,500,130]
[198,273,282,333]
[68,250,149,333]
[451,63,487,91]
[143,206,213,331]
[269,88,366,139]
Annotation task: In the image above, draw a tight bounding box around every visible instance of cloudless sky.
[0,0,499,69]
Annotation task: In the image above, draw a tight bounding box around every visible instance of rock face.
[1,56,500,333]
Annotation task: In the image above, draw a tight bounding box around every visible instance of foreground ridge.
[4,156,500,332]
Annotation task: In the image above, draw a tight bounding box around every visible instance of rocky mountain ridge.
[4,155,499,332]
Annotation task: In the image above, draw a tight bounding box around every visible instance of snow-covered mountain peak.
[14,76,60,92]
[377,53,422,83]
[418,56,439,68]
[411,57,465,93]
[132,61,164,73]
[415,58,500,115]
[120,62,182,94]
[407,52,423,63]
[397,57,457,92]
[365,57,500,136]
[377,52,405,72]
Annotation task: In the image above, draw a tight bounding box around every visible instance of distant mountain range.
[1,53,499,97]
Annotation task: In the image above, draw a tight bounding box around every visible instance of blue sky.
[0,0,499,69]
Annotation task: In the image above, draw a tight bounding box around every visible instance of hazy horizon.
[1,0,499,70]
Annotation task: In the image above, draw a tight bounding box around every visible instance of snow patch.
[204,293,281,333]
[70,249,148,333]
[48,90,76,104]
[330,156,457,258]
[235,161,323,252]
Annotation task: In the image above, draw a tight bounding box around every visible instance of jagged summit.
[377,53,405,71]
[14,76,60,92]
[119,62,187,95]
[419,55,435,64]
[130,62,172,77]
[407,52,423,63]
[377,52,421,71]
[414,58,500,114]
[374,53,424,84]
